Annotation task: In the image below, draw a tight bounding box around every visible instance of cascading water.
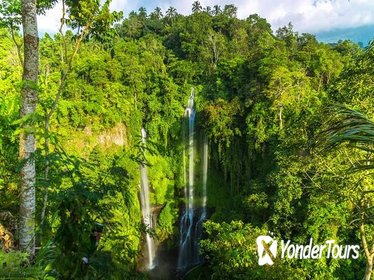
[178,89,208,271]
[197,136,208,230]
[200,135,208,224]
[139,128,156,270]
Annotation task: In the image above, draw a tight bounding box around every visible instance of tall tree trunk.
[19,0,38,256]
[364,256,373,280]
[360,213,374,280]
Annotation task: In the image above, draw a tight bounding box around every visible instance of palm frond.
[323,105,374,150]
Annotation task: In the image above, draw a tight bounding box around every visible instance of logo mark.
[256,235,278,266]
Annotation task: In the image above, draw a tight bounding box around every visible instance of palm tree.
[324,106,374,158]
[322,105,374,280]
[213,5,221,16]
[192,1,202,14]
[205,6,212,15]
[138,7,147,20]
[165,6,177,24]
[152,7,163,19]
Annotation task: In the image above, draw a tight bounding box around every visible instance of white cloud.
[156,0,374,32]
[38,1,62,35]
[37,0,374,35]
[109,0,135,14]
[37,0,133,35]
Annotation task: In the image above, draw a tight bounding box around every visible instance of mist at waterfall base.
[138,89,208,277]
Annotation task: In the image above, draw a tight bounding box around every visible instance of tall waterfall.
[201,135,208,223]
[139,128,156,270]
[178,89,208,271]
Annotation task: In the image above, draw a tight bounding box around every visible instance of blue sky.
[38,0,374,45]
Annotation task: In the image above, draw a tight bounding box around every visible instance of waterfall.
[139,128,156,270]
[178,89,208,271]
[201,135,208,222]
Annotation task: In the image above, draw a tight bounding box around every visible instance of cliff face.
[61,123,128,157]
[96,123,128,147]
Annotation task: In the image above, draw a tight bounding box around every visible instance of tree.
[138,6,147,21]
[192,1,202,14]
[0,0,23,65]
[205,6,212,15]
[223,4,237,18]
[150,7,163,20]
[276,22,297,51]
[265,66,312,131]
[165,6,177,24]
[39,0,123,226]
[19,0,38,256]
[322,107,374,280]
[213,5,221,16]
[205,31,225,67]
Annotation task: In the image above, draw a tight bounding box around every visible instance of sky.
[38,0,374,44]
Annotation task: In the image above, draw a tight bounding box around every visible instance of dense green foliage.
[0,2,373,279]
